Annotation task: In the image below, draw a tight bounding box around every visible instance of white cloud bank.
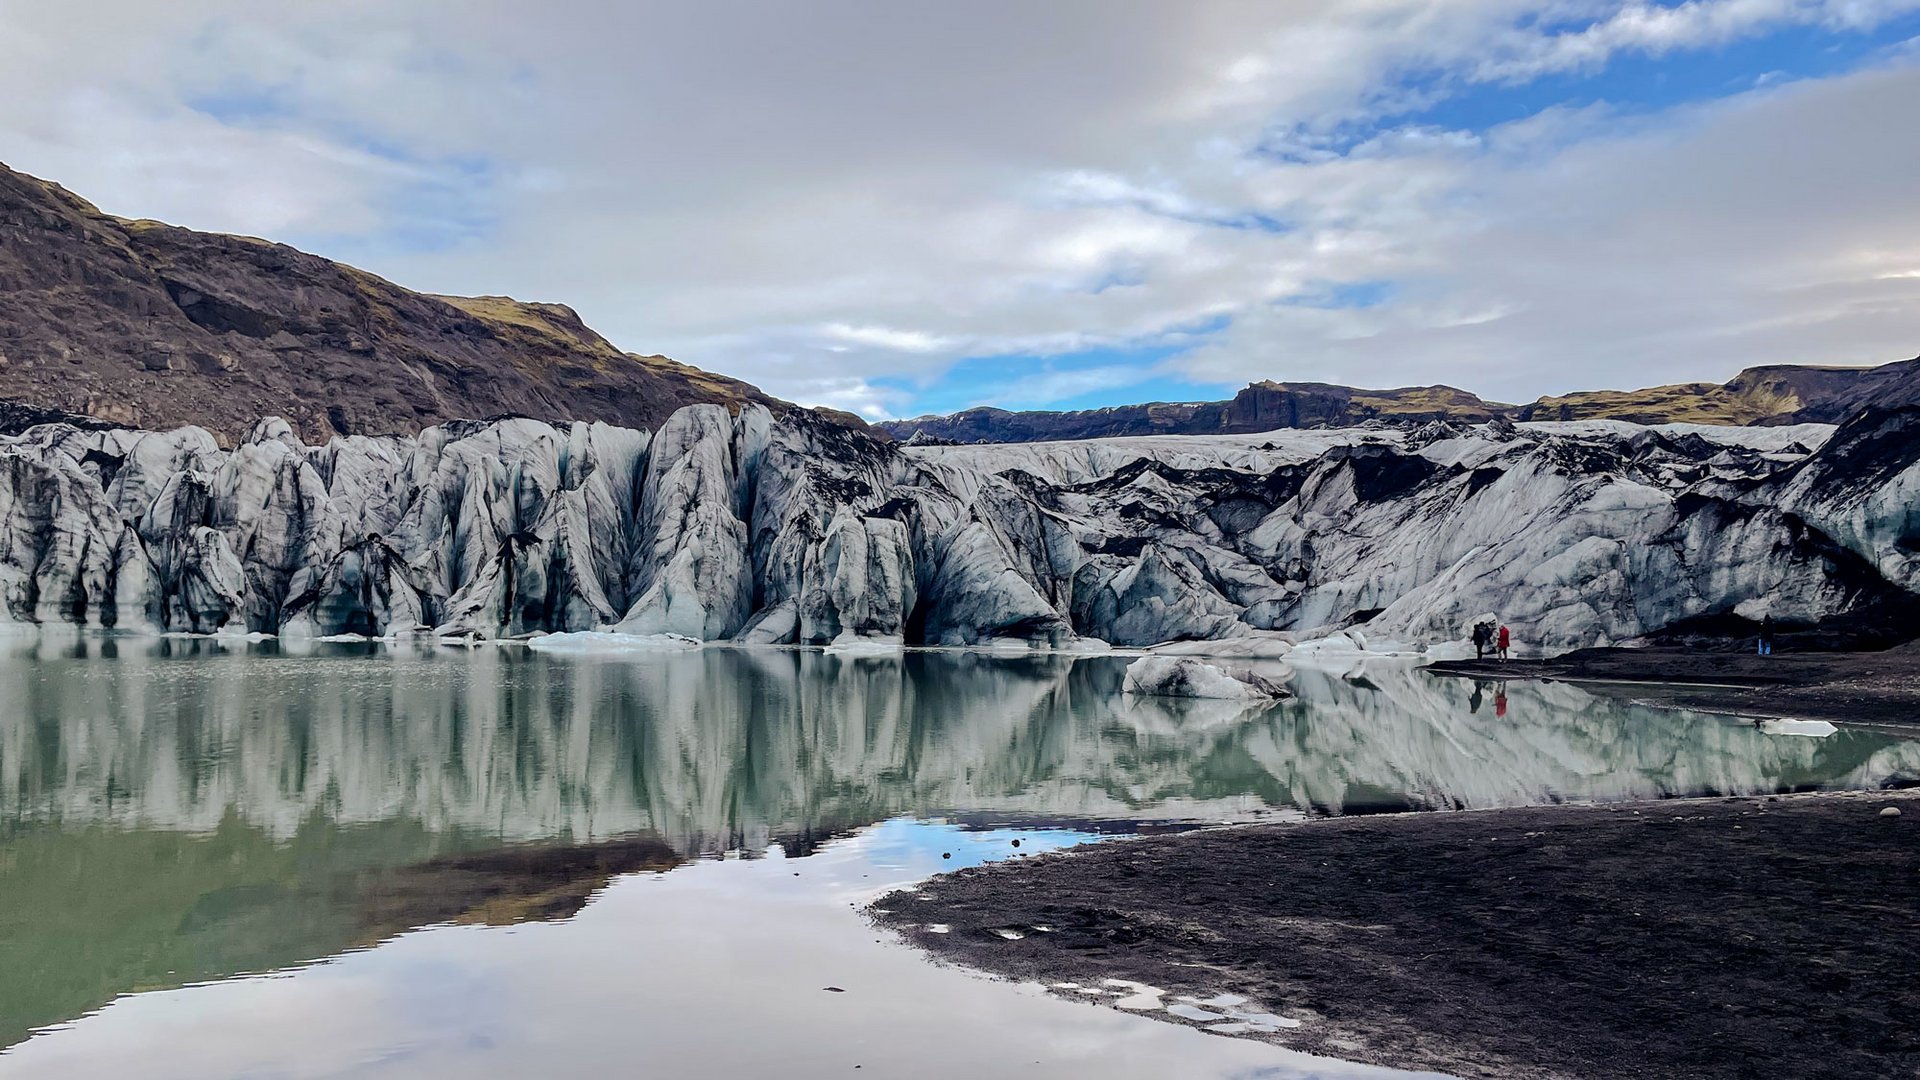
[0,0,1914,417]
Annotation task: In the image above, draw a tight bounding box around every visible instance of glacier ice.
[1122,655,1292,700]
[0,402,1914,653]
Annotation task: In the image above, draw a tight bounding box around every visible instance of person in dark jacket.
[1472,621,1491,660]
[1758,615,1775,656]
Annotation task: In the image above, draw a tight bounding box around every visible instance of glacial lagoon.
[2,637,1915,1078]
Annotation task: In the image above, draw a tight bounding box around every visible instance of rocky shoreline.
[1429,643,1920,728]
[870,789,1920,1080]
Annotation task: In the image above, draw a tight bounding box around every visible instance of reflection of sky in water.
[4,817,1447,1080]
[851,819,1106,876]
[2,638,1914,1078]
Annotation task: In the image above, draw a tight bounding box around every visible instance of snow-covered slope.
[0,403,1914,652]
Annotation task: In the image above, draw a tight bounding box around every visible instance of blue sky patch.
[1281,280,1396,310]
[882,320,1239,416]
[1413,14,1920,135]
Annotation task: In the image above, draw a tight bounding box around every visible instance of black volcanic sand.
[871,791,1920,1080]
[1429,643,1920,729]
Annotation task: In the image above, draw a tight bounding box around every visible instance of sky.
[1,1,1917,420]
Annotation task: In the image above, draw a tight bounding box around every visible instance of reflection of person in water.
[1469,680,1486,713]
[1495,689,1508,718]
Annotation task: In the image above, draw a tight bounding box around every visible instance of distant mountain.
[879,361,1919,444]
[880,382,1512,444]
[0,162,853,442]
[1515,362,1918,425]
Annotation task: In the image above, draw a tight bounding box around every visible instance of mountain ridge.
[880,360,1919,444]
[0,161,853,444]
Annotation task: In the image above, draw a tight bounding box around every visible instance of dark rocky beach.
[871,789,1920,1080]
[1429,642,1920,729]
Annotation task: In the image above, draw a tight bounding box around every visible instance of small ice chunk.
[1758,718,1838,738]
[1166,1003,1227,1022]
[1227,1011,1301,1028]
[926,924,950,934]
[823,633,905,655]
[1053,982,1111,995]
[527,631,702,653]
[1179,993,1249,1008]
[990,928,1026,940]
[1105,980,1166,1010]
[1207,1022,1282,1036]
[1122,656,1289,699]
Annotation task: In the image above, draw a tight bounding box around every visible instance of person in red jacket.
[1497,624,1511,660]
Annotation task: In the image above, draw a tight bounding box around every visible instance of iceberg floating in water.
[1122,656,1290,700]
[823,633,906,656]
[1758,718,1839,738]
[526,631,703,653]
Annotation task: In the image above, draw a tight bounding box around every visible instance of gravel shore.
[872,789,1919,1080]
[1427,644,1920,729]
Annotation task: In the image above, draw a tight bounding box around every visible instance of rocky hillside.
[880,361,1918,443]
[2,401,1914,653]
[0,161,827,443]
[1516,360,1918,424]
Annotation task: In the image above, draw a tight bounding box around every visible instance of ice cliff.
[1,402,1916,652]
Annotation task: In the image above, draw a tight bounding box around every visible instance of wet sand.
[871,790,1920,1080]
[1429,643,1920,728]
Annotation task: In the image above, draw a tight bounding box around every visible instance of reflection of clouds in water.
[1,638,1915,853]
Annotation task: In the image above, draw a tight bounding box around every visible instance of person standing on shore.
[1473,621,1491,660]
[1758,615,1775,657]
[1497,625,1511,660]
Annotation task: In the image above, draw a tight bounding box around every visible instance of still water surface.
[3,636,1915,1078]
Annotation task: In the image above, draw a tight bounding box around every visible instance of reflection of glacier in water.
[2,637,1917,1068]
[5,637,1916,852]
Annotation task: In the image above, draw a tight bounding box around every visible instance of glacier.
[0,401,1915,653]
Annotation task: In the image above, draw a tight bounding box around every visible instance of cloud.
[1472,0,1920,83]
[985,364,1164,411]
[0,1,1913,417]
[819,324,956,354]
[1176,61,1920,397]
